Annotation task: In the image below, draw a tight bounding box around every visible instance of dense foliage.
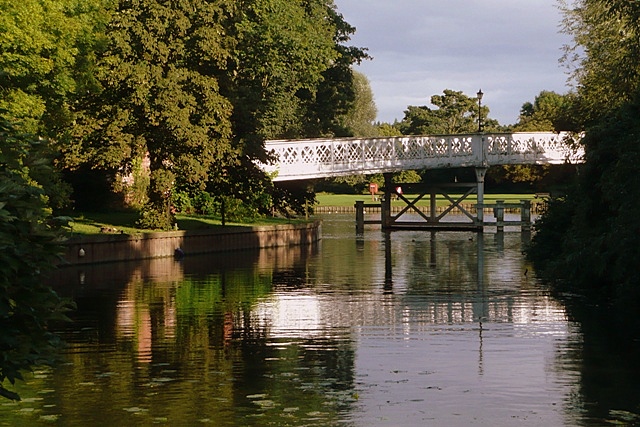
[529,0,640,315]
[397,89,502,135]
[0,118,72,401]
[1,0,368,229]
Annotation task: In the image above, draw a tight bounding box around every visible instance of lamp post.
[476,89,484,133]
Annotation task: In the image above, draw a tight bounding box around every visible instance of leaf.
[0,386,21,401]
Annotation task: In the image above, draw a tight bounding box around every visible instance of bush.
[172,191,194,214]
[193,191,217,215]
[0,118,73,401]
[136,202,173,230]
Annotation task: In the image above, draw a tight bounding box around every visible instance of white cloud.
[334,0,572,125]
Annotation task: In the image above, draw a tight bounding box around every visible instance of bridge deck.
[263,132,582,181]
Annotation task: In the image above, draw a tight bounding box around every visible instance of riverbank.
[61,220,321,266]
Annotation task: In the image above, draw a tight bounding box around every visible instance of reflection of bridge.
[264,132,581,182]
[264,132,582,231]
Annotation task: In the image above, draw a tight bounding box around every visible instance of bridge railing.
[263,132,582,181]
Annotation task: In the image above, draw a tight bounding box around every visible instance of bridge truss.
[264,132,581,182]
[263,132,582,231]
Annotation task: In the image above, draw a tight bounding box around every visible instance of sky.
[333,0,573,126]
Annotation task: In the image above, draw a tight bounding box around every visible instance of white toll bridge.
[263,132,583,231]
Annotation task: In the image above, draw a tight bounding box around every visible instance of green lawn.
[65,192,541,235]
[66,211,308,236]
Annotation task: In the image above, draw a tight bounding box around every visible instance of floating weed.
[123,407,148,413]
[254,400,276,409]
[246,394,268,399]
[609,409,640,423]
[279,372,296,377]
[96,372,118,378]
[283,407,299,413]
[151,377,175,383]
[39,414,60,422]
[1,401,19,407]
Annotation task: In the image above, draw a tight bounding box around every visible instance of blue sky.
[333,0,573,126]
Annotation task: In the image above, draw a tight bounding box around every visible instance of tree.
[559,0,640,124]
[492,90,577,189]
[0,117,72,401]
[76,0,235,228]
[530,0,640,316]
[301,4,370,138]
[398,89,498,135]
[513,90,574,132]
[70,0,368,223]
[0,0,105,155]
[341,71,378,137]
[214,0,368,216]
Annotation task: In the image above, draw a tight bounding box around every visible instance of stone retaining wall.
[62,221,321,266]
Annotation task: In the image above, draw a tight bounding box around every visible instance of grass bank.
[67,211,308,236]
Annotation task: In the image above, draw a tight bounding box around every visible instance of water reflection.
[1,215,639,426]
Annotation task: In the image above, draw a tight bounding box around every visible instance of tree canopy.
[0,0,104,138]
[530,0,640,318]
[58,0,368,227]
[398,89,499,135]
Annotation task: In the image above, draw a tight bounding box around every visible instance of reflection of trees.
[41,243,355,425]
[551,297,640,425]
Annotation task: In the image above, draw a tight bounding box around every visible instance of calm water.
[2,215,640,426]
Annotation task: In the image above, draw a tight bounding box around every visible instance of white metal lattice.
[263,132,582,181]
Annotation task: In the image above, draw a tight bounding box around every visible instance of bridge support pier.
[475,167,488,224]
[382,173,394,230]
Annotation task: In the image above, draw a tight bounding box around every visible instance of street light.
[477,89,484,133]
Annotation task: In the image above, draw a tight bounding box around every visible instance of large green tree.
[398,89,499,135]
[76,0,236,228]
[513,90,575,132]
[530,0,640,314]
[0,0,104,147]
[72,0,367,224]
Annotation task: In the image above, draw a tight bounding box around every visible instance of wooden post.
[430,187,437,222]
[475,167,488,226]
[495,200,505,232]
[521,200,531,231]
[221,197,226,226]
[382,173,393,230]
[355,200,364,233]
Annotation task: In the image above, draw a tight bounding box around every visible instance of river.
[1,214,639,426]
